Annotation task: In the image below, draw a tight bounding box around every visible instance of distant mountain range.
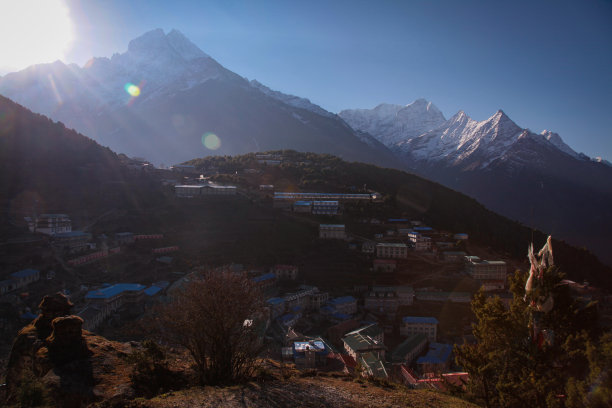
[0,29,400,169]
[340,102,612,266]
[1,28,610,266]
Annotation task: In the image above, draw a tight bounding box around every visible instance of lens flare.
[124,83,141,97]
[202,132,221,150]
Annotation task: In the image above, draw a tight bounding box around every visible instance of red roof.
[337,354,357,369]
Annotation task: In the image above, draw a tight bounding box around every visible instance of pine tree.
[455,265,599,407]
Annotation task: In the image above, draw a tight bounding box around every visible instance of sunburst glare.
[0,0,74,72]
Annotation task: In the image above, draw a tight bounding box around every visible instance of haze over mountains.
[0,29,400,168]
[340,102,612,266]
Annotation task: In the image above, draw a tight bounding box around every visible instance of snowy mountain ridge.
[342,100,593,169]
[339,99,446,146]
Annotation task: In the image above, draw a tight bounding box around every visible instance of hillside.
[0,94,165,234]
[187,151,612,289]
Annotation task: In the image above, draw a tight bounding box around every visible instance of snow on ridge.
[540,130,581,159]
[339,99,446,147]
[249,79,334,118]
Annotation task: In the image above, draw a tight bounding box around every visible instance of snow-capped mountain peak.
[339,98,446,146]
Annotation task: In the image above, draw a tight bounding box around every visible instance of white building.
[465,256,507,281]
[376,243,408,259]
[319,224,346,239]
[408,231,432,251]
[175,184,237,198]
[26,214,72,235]
[400,316,438,341]
[312,201,339,215]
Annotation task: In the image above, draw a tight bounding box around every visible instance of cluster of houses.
[244,261,465,387]
[278,317,461,387]
[78,281,169,331]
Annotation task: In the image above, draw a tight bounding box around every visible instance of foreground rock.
[4,293,136,407]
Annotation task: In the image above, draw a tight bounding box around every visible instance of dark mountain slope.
[0,95,162,222]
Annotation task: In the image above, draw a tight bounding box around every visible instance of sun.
[0,0,74,72]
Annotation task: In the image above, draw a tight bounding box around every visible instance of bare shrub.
[159,270,265,385]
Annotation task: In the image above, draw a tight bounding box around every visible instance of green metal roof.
[391,333,428,362]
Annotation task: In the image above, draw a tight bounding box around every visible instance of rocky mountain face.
[0,29,402,169]
[342,102,612,265]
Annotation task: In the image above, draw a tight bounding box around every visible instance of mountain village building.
[365,286,415,317]
[272,264,299,280]
[319,224,346,239]
[376,243,408,258]
[408,231,432,251]
[465,256,507,281]
[400,316,438,341]
[25,214,72,235]
[312,200,339,215]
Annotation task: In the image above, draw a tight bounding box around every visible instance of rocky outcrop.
[4,293,136,407]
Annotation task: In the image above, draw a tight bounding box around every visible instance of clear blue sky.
[12,0,612,159]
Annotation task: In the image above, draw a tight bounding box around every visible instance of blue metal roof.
[85,283,146,299]
[54,231,90,238]
[267,297,285,305]
[252,273,276,283]
[20,311,38,320]
[416,343,453,365]
[278,313,295,323]
[330,296,356,305]
[320,305,335,314]
[294,201,312,206]
[413,226,433,231]
[403,316,439,325]
[144,286,162,296]
[11,269,39,278]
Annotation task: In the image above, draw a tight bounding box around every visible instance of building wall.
[319,226,346,239]
[400,322,437,342]
[376,244,407,258]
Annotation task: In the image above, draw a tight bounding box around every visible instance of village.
[0,152,608,392]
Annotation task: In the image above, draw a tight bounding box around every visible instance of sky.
[0,0,611,160]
